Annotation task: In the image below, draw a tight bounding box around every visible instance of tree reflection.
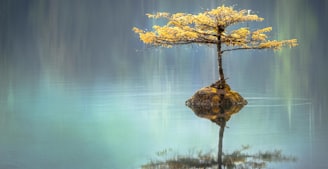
[142,146,296,169]
[142,81,296,169]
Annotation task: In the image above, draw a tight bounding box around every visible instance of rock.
[185,82,247,126]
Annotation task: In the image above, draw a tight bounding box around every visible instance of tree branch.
[222,47,264,53]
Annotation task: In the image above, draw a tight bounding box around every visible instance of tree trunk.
[217,44,225,83]
[218,121,226,169]
[217,35,225,85]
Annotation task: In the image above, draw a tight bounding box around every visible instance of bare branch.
[222,47,264,53]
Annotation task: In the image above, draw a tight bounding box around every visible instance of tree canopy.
[133,5,298,52]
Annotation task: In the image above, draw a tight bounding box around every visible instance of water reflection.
[142,145,296,169]
[142,82,297,169]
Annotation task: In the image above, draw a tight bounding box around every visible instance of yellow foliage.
[251,27,272,41]
[133,5,298,51]
[139,32,156,44]
[224,27,250,46]
[132,27,143,34]
[259,39,298,49]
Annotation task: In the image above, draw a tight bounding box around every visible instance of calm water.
[1,0,327,169]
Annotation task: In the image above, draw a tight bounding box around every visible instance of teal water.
[0,74,323,169]
[1,0,327,169]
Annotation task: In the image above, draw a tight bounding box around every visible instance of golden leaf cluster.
[133,5,298,51]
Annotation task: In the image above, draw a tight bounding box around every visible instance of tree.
[133,5,298,85]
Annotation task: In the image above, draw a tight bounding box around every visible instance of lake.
[1,0,327,169]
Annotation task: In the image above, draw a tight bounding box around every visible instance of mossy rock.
[185,82,247,126]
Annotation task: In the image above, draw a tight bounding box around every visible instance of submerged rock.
[185,82,247,126]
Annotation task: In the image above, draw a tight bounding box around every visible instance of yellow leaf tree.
[133,5,298,85]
